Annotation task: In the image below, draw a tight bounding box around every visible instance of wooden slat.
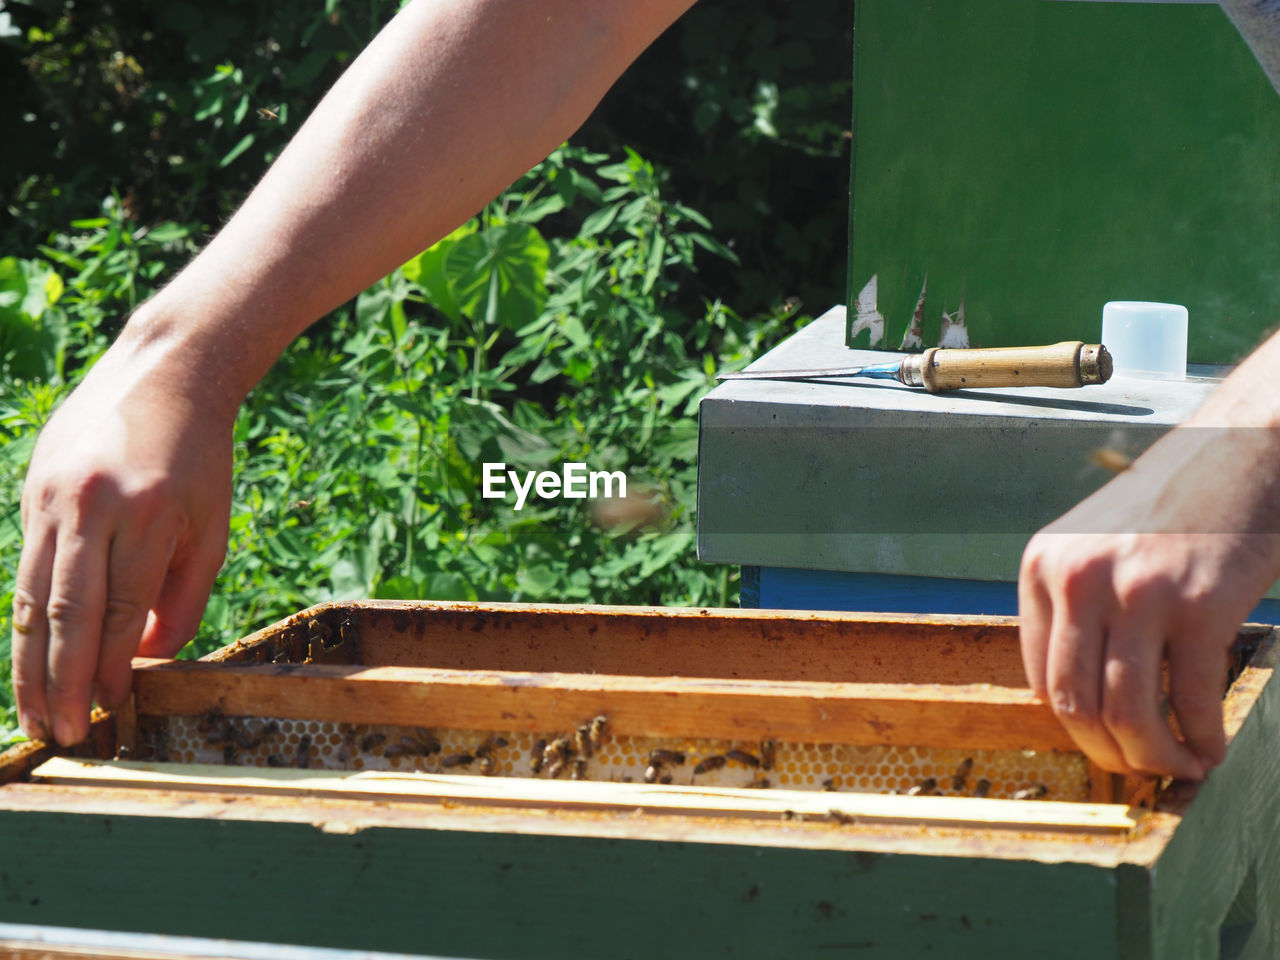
[31,758,1140,833]
[213,600,1031,686]
[132,658,1077,752]
[0,709,117,785]
[0,921,436,959]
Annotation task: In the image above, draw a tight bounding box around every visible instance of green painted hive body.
[1,602,1279,959]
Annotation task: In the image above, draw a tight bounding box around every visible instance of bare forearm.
[123,0,694,404]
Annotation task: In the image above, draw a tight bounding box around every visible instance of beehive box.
[1,602,1277,960]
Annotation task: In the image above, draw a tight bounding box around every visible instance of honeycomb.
[133,712,1090,801]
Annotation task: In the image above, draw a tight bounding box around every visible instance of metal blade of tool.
[717,360,903,383]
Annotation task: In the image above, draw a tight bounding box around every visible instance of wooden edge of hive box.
[0,601,1276,960]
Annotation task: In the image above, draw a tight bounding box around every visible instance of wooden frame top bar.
[217,600,1033,687]
[133,657,1075,752]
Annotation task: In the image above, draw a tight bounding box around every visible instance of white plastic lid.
[1101,301,1188,380]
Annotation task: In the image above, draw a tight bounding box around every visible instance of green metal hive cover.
[848,0,1280,363]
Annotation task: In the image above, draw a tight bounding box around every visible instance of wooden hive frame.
[2,601,1278,959]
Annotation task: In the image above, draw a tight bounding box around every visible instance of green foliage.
[0,143,809,741]
[0,255,65,380]
[0,1,844,742]
[3,0,401,243]
[582,1,853,316]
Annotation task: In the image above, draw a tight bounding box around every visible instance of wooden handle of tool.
[903,342,1111,393]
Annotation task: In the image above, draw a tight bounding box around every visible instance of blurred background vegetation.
[0,0,852,743]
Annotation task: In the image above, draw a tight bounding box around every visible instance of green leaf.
[0,258,68,380]
[654,377,703,414]
[143,222,191,243]
[194,92,224,121]
[424,572,474,601]
[34,246,85,272]
[218,132,256,168]
[639,532,692,578]
[516,564,560,599]
[690,232,740,265]
[579,201,623,238]
[559,314,590,349]
[375,575,421,600]
[401,220,478,322]
[328,558,367,600]
[564,355,592,382]
[355,285,391,327]
[518,195,566,223]
[642,233,666,295]
[444,222,549,330]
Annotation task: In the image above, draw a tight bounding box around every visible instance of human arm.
[1017,0,1280,780]
[12,0,696,746]
[1019,332,1280,778]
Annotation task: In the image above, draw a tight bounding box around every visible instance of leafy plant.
[0,1,844,743]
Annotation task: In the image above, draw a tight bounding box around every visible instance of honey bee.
[659,774,673,785]
[256,104,282,121]
[473,736,505,773]
[973,778,991,798]
[441,753,474,769]
[588,490,666,533]
[746,774,772,789]
[1012,784,1048,801]
[223,743,239,765]
[530,738,547,774]
[417,730,444,754]
[267,753,287,767]
[116,745,131,760]
[337,730,357,764]
[197,707,226,733]
[1088,447,1132,474]
[387,732,441,758]
[821,778,836,792]
[383,738,416,759]
[230,720,279,751]
[360,733,387,752]
[826,809,856,825]
[647,749,685,767]
[307,618,332,645]
[339,616,357,648]
[906,777,938,796]
[727,749,760,768]
[644,764,661,784]
[297,735,312,769]
[573,725,593,759]
[693,755,727,776]
[572,758,589,780]
[547,759,567,779]
[760,740,776,771]
[952,757,973,791]
[588,716,608,749]
[543,737,573,768]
